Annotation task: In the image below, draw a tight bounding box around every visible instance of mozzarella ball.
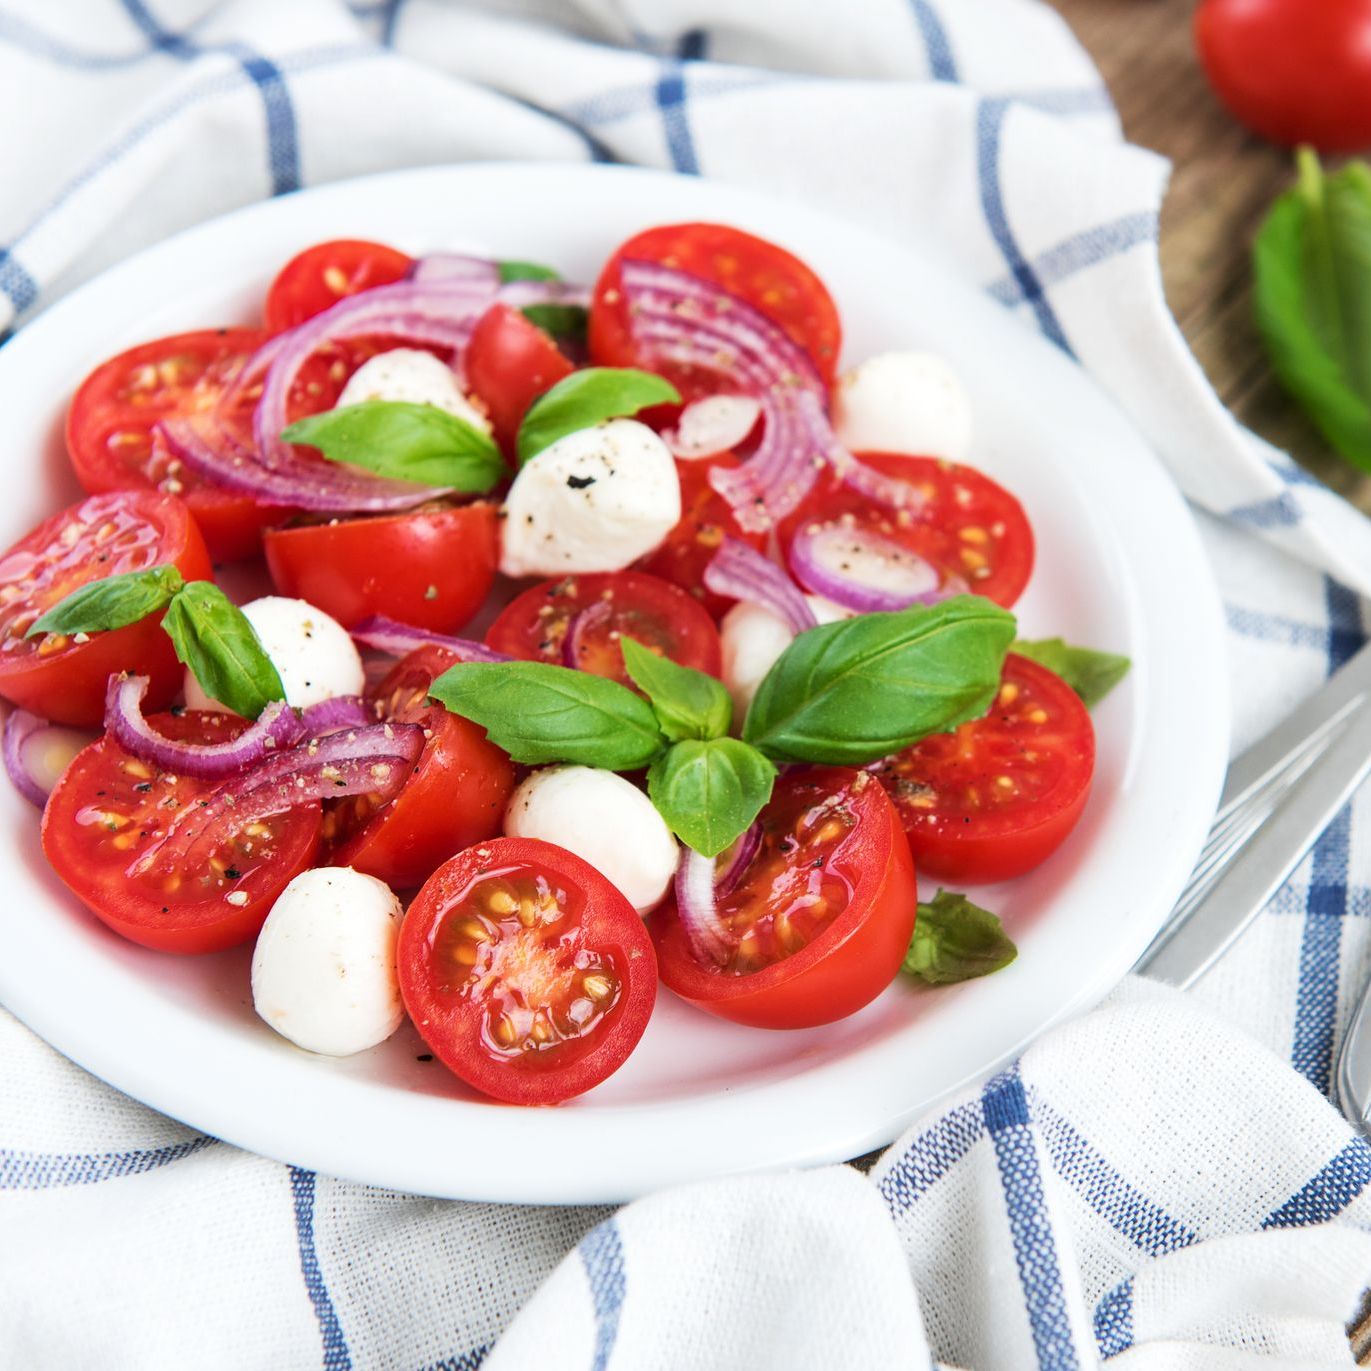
[337,347,491,433]
[720,595,850,719]
[504,766,679,914]
[184,596,364,713]
[499,420,682,578]
[833,351,973,462]
[251,867,404,1056]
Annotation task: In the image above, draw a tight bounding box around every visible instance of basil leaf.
[902,890,1018,986]
[1011,637,1130,708]
[621,637,731,743]
[281,401,505,491]
[499,259,560,284]
[516,368,681,464]
[521,303,588,345]
[1254,149,1371,470]
[161,581,285,720]
[647,738,776,858]
[27,564,185,638]
[743,596,1017,765]
[430,660,664,769]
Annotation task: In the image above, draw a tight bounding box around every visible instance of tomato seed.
[322,265,351,295]
[1027,709,1048,725]
[582,974,613,1000]
[486,889,517,915]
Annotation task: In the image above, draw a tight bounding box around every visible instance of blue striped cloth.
[1,3,1369,1368]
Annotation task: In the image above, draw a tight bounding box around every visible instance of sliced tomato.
[870,654,1094,884]
[635,456,768,618]
[264,502,500,633]
[264,239,415,331]
[485,570,722,687]
[653,767,916,1029]
[590,222,842,393]
[41,711,321,953]
[465,304,575,457]
[0,491,212,726]
[398,836,656,1104]
[782,451,1035,608]
[328,645,515,889]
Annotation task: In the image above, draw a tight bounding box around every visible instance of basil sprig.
[1254,149,1371,470]
[281,401,504,491]
[28,564,185,638]
[1012,637,1130,708]
[902,890,1018,986]
[161,582,285,721]
[498,259,560,284]
[647,738,776,858]
[621,637,732,742]
[497,261,588,343]
[516,368,681,465]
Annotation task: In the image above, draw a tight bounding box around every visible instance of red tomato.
[590,222,842,392]
[264,239,415,331]
[782,451,1034,609]
[1196,0,1371,153]
[870,654,1094,884]
[652,767,917,1029]
[264,502,499,633]
[0,491,212,726]
[465,304,575,457]
[328,645,515,889]
[486,571,722,687]
[635,456,769,618]
[397,836,657,1104]
[41,711,321,953]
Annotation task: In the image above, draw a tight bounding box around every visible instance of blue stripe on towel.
[289,1168,353,1370]
[579,1217,626,1371]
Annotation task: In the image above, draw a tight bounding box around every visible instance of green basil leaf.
[429,660,664,769]
[621,637,732,743]
[516,368,681,464]
[160,582,285,720]
[27,564,185,638]
[499,259,560,284]
[1011,637,1130,708]
[281,401,505,491]
[902,890,1018,986]
[647,738,776,858]
[1254,148,1371,470]
[521,302,588,345]
[743,595,1017,765]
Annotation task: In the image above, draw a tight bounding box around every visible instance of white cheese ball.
[499,419,682,578]
[337,347,490,433]
[184,596,364,713]
[251,867,404,1057]
[720,595,850,720]
[504,766,679,914]
[833,351,973,462]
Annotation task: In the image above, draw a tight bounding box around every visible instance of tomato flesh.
[41,711,321,953]
[465,304,575,457]
[328,646,515,889]
[871,654,1094,884]
[653,767,917,1028]
[0,491,212,725]
[264,239,415,331]
[486,571,722,688]
[398,837,657,1104]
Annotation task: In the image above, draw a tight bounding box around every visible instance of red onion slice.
[837,454,930,513]
[664,395,763,459]
[411,253,500,287]
[788,519,954,614]
[714,823,761,899]
[496,278,591,311]
[674,846,734,968]
[703,537,817,635]
[349,615,512,663]
[561,600,613,669]
[299,695,371,735]
[3,710,92,807]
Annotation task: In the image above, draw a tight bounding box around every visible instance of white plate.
[0,163,1227,1203]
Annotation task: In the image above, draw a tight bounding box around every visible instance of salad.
[0,224,1127,1107]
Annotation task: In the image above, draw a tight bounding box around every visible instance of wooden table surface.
[1044,2,1371,1357]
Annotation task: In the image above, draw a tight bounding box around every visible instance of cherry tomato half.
[264,502,500,633]
[652,767,917,1029]
[590,222,842,393]
[328,645,515,889]
[465,304,575,458]
[42,711,322,953]
[486,571,723,687]
[782,451,1035,609]
[0,491,212,725]
[1196,0,1371,153]
[870,654,1095,884]
[397,836,657,1104]
[264,239,415,331]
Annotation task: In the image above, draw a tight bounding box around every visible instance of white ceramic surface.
[0,163,1228,1203]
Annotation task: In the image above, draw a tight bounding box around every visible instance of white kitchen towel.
[0,2,1369,1368]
